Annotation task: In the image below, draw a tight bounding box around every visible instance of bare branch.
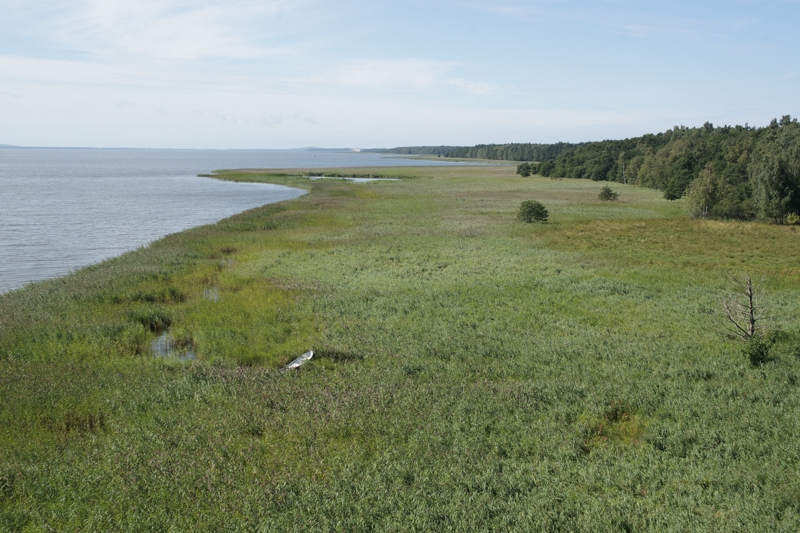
[719,274,772,341]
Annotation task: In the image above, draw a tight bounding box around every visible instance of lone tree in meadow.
[598,185,619,201]
[720,274,775,366]
[518,200,549,223]
[516,162,532,177]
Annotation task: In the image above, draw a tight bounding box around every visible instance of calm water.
[0,148,460,293]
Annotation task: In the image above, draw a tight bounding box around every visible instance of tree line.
[369,142,583,162]
[372,116,800,223]
[516,117,800,223]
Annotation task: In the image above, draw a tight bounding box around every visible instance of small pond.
[305,176,400,182]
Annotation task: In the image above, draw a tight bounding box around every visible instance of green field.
[2,166,800,531]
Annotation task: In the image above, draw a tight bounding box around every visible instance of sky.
[0,0,798,149]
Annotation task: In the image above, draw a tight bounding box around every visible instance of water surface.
[0,148,463,293]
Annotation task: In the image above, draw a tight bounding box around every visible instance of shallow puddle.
[151,331,196,360]
[203,286,219,302]
[305,176,399,182]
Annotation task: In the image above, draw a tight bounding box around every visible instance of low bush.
[518,200,549,223]
[744,337,772,367]
[598,185,619,201]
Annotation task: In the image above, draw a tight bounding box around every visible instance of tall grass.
[1,167,799,531]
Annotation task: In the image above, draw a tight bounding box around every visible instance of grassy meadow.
[1,165,800,531]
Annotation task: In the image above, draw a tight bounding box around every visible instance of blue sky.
[0,0,798,148]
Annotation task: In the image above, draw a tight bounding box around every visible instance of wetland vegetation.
[1,165,800,531]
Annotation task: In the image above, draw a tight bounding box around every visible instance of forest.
[522,117,800,223]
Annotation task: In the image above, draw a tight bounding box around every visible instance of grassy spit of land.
[1,166,800,531]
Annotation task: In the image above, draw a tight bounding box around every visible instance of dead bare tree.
[720,274,771,341]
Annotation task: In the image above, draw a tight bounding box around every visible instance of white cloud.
[446,78,498,95]
[13,0,305,60]
[328,58,459,90]
[281,58,499,98]
[0,53,265,93]
[0,54,143,86]
[2,0,796,148]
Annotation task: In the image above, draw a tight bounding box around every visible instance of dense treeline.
[517,117,800,223]
[374,117,800,222]
[369,145,462,156]
[371,142,583,161]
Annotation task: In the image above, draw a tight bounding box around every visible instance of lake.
[0,148,462,293]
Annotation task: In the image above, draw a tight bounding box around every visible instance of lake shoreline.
[0,148,476,294]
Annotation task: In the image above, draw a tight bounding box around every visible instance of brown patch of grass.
[579,401,647,453]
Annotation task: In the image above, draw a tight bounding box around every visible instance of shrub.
[663,183,682,200]
[744,337,771,367]
[516,163,532,177]
[518,200,549,223]
[598,186,619,201]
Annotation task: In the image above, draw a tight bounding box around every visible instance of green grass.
[1,166,800,531]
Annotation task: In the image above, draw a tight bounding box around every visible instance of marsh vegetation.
[1,166,799,531]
